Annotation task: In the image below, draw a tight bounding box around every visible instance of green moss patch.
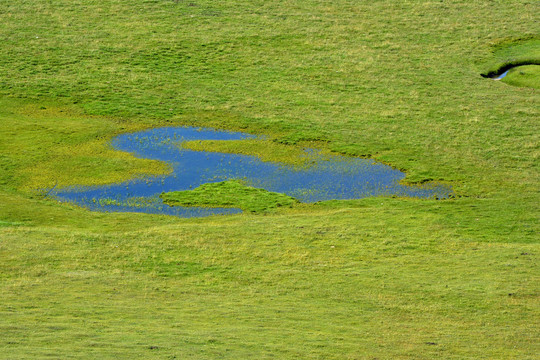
[160,180,298,213]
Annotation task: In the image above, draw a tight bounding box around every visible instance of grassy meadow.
[1,1,538,358]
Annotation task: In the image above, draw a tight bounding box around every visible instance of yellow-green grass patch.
[0,99,170,192]
[180,139,333,168]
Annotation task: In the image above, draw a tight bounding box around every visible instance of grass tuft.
[160,180,299,213]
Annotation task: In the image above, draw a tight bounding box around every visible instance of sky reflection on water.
[52,127,453,217]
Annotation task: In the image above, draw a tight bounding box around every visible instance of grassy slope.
[0,1,538,359]
[503,64,540,88]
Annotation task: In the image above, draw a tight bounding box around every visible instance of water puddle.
[493,70,509,80]
[52,127,453,217]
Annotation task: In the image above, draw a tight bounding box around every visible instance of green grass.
[480,37,540,78]
[502,64,540,88]
[479,37,540,88]
[161,180,299,213]
[0,1,538,358]
[181,139,326,167]
[0,99,170,192]
[98,196,162,209]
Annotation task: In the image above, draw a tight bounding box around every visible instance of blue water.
[52,126,453,217]
[494,70,509,80]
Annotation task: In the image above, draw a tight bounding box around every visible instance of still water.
[52,127,453,217]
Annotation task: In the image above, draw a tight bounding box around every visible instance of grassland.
[0,1,538,359]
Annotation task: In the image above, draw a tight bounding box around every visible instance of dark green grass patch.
[161,180,299,213]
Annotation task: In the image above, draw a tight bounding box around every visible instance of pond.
[52,127,453,217]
